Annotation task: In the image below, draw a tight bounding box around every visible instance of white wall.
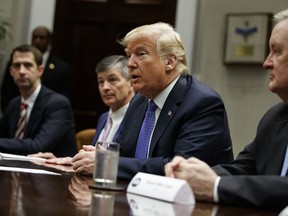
[27,0,56,43]
[175,0,198,74]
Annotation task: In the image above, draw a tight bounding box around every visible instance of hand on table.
[44,162,75,173]
[28,151,75,167]
[28,152,56,159]
[165,156,218,202]
[46,157,73,165]
[72,146,97,176]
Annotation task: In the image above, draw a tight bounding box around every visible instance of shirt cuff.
[213,176,221,203]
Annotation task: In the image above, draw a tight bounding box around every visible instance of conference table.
[0,159,279,216]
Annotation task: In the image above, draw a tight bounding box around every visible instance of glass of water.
[93,141,120,189]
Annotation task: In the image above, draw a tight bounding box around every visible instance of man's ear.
[164,55,177,71]
[38,65,44,76]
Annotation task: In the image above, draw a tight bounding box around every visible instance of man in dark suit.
[91,55,134,144]
[72,22,233,179]
[29,55,134,165]
[165,9,288,212]
[1,26,72,113]
[0,44,76,157]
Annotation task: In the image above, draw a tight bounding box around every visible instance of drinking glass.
[93,141,120,189]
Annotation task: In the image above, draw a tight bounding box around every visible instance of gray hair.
[119,22,189,75]
[95,55,130,80]
[273,9,288,25]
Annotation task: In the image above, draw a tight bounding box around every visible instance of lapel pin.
[49,63,55,70]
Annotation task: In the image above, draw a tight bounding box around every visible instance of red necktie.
[15,103,28,139]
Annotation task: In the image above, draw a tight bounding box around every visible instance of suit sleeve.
[117,156,169,180]
[213,103,288,211]
[218,175,288,211]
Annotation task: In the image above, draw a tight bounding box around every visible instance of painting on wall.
[223,13,272,65]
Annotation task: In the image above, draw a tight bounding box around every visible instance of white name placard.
[127,172,195,204]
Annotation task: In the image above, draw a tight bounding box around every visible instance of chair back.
[76,129,96,151]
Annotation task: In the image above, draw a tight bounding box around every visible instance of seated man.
[72,22,233,180]
[164,9,288,212]
[30,55,134,164]
[0,44,76,157]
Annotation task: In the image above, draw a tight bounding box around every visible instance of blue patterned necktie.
[135,100,157,159]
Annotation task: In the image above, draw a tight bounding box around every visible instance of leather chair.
[75,129,96,151]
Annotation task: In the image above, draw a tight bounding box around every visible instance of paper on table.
[0,166,61,175]
[0,152,46,163]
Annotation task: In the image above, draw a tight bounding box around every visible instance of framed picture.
[223,13,272,65]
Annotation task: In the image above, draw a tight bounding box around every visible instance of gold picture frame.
[223,13,272,65]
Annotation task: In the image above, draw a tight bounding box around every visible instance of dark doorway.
[52,0,177,131]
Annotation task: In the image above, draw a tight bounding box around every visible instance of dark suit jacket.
[0,86,77,157]
[0,54,72,113]
[117,75,233,180]
[91,112,124,145]
[213,102,288,212]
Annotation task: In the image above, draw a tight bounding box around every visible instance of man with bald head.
[1,26,72,113]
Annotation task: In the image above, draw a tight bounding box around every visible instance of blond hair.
[119,22,189,75]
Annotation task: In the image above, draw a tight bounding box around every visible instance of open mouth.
[131,74,140,81]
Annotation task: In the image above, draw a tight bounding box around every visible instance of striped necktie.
[135,100,157,159]
[15,103,28,140]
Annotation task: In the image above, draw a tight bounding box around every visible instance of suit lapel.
[113,120,124,142]
[24,86,46,137]
[10,100,22,137]
[266,119,288,174]
[124,98,148,154]
[149,76,189,156]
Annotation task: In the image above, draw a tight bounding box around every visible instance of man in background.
[1,26,72,113]
[165,9,288,212]
[0,44,76,157]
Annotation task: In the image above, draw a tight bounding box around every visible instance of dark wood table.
[0,159,279,216]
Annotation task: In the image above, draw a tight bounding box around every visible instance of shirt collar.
[109,102,130,122]
[153,75,180,110]
[21,84,41,107]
